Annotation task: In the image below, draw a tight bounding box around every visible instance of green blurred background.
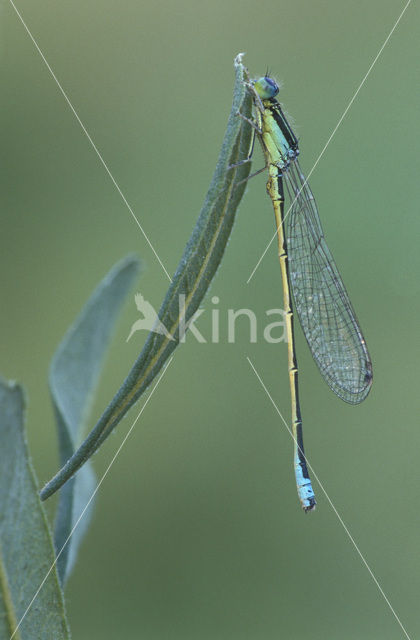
[2,1,420,638]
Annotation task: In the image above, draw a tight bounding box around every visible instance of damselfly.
[241,75,372,511]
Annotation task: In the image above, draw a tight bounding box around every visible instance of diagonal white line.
[246,356,412,640]
[9,357,174,640]
[9,0,172,282]
[246,0,412,284]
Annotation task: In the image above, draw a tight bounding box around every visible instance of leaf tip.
[234,52,247,66]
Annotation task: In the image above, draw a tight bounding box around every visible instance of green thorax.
[254,76,299,170]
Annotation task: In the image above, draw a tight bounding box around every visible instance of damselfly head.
[254,76,279,99]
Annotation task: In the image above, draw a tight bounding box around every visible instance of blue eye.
[265,77,278,94]
[254,76,279,99]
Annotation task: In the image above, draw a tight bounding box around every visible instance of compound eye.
[254,76,279,99]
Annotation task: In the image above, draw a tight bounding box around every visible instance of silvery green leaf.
[41,54,253,500]
[0,378,71,639]
[50,256,140,583]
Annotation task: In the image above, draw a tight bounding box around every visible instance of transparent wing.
[284,160,372,404]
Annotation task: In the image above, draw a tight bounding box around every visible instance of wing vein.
[284,159,372,404]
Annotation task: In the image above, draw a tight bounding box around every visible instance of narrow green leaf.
[50,256,140,585]
[40,53,253,501]
[0,378,71,639]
